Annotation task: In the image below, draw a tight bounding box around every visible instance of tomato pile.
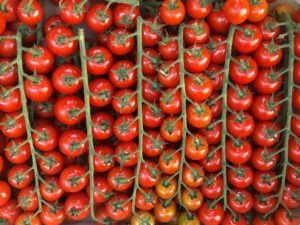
[0,0,299,224]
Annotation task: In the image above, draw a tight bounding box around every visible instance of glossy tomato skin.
[158,61,180,88]
[186,0,212,19]
[287,163,300,186]
[59,129,87,157]
[32,124,58,151]
[294,61,300,84]
[252,121,281,147]
[293,88,300,111]
[15,212,41,225]
[159,148,181,174]
[107,28,134,56]
[253,68,283,94]
[135,188,158,211]
[0,0,18,22]
[17,185,38,212]
[95,206,117,225]
[46,26,78,57]
[200,147,222,172]
[187,102,212,128]
[281,183,300,209]
[64,192,90,221]
[155,176,177,200]
[109,60,137,88]
[43,15,67,33]
[185,133,209,160]
[221,212,247,225]
[59,0,86,25]
[59,165,88,192]
[184,45,211,73]
[93,145,114,172]
[199,121,222,145]
[142,103,164,128]
[160,116,183,142]
[113,114,138,142]
[86,46,113,76]
[37,151,64,175]
[183,19,210,45]
[251,95,281,121]
[160,0,185,26]
[0,30,17,58]
[251,147,279,171]
[0,86,21,112]
[91,112,114,140]
[294,33,300,57]
[274,207,300,225]
[198,202,224,225]
[86,3,112,33]
[159,88,182,115]
[158,37,178,60]
[207,9,230,34]
[0,198,22,225]
[0,58,18,86]
[143,130,165,157]
[253,41,283,68]
[208,36,226,65]
[24,74,53,102]
[181,187,203,211]
[256,16,280,41]
[0,181,11,207]
[142,18,163,47]
[106,194,132,221]
[8,164,34,189]
[154,200,177,223]
[183,162,205,188]
[253,170,278,193]
[185,72,212,102]
[226,112,255,138]
[226,139,252,165]
[17,0,43,25]
[112,89,137,114]
[39,176,64,202]
[227,164,253,188]
[89,78,114,107]
[201,174,224,199]
[228,188,253,213]
[139,159,161,187]
[40,203,65,225]
[289,137,300,163]
[223,0,249,24]
[248,0,268,22]
[113,3,139,30]
[252,216,275,225]
[4,138,31,164]
[86,176,112,204]
[227,85,253,111]
[0,112,26,138]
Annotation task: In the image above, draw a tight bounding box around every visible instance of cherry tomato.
[94,145,114,172]
[86,176,112,204]
[222,212,247,225]
[0,30,17,58]
[0,198,22,225]
[256,16,280,41]
[158,36,178,60]
[114,141,138,167]
[139,159,161,187]
[228,188,253,213]
[32,124,58,151]
[154,200,177,223]
[184,45,211,73]
[274,207,300,225]
[95,206,117,225]
[248,0,268,22]
[182,188,204,211]
[253,68,283,94]
[185,72,212,101]
[201,174,224,199]
[253,170,278,193]
[252,121,281,147]
[40,203,65,225]
[185,133,208,160]
[15,212,41,225]
[64,192,90,221]
[160,0,185,26]
[59,0,86,25]
[43,15,67,33]
[252,216,275,225]
[155,176,177,200]
[186,0,212,19]
[107,28,134,56]
[37,151,64,175]
[253,41,283,68]
[142,103,165,128]
[207,36,227,65]
[59,164,88,192]
[113,3,139,30]
[109,60,137,88]
[142,18,164,47]
[0,58,18,86]
[227,85,253,111]
[281,183,300,209]
[160,116,183,142]
[183,162,205,188]
[8,164,34,189]
[200,147,222,172]
[86,3,112,33]
[17,0,43,25]
[0,86,22,112]
[223,0,250,25]
[0,112,26,138]
[107,166,133,191]
[226,138,252,165]
[207,9,230,34]
[113,114,138,142]
[286,163,300,186]
[86,46,113,76]
[17,185,38,212]
[131,211,155,225]
[226,112,255,138]
[184,19,210,45]
[24,74,53,102]
[251,147,279,171]
[251,94,281,120]
[0,0,18,22]
[187,102,212,128]
[227,164,253,188]
[289,137,300,163]
[135,188,158,211]
[89,78,114,107]
[143,130,165,157]
[106,194,132,221]
[0,181,11,207]
[157,61,180,88]
[198,202,224,225]
[199,120,222,145]
[40,176,64,202]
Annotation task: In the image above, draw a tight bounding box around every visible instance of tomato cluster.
[0,0,299,225]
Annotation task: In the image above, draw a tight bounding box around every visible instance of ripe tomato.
[91,112,114,140]
[8,164,33,189]
[17,0,43,25]
[223,0,250,24]
[46,26,78,57]
[37,151,64,175]
[185,134,208,160]
[274,207,300,225]
[253,41,283,68]
[226,112,255,138]
[40,203,65,225]
[186,0,212,19]
[89,78,114,107]
[53,95,84,125]
[58,129,87,157]
[107,166,133,191]
[158,148,180,174]
[158,37,178,60]
[184,19,210,45]
[184,45,211,72]
[142,103,164,128]
[113,3,139,30]
[109,60,137,88]
[286,163,300,186]
[185,72,212,101]
[230,55,258,84]
[252,216,275,225]
[251,147,279,171]
[154,200,177,223]
[94,145,114,172]
[294,61,300,84]
[17,185,38,211]
[24,45,54,74]
[95,206,117,225]
[182,188,203,211]
[106,194,132,221]
[34,96,56,119]
[207,9,230,34]
[281,183,300,209]
[0,112,26,138]
[15,212,41,225]
[201,174,224,199]
[139,159,161,187]
[222,212,247,225]
[0,58,18,86]
[200,147,222,172]
[86,176,112,204]
[248,0,268,22]
[40,176,64,202]
[114,141,138,167]
[253,170,278,193]
[32,124,58,151]
[253,68,282,94]
[0,86,22,112]
[85,3,112,33]
[160,0,185,26]
[155,176,177,200]
[135,188,158,211]
[159,88,182,115]
[131,211,155,225]
[4,138,31,164]
[289,137,300,163]
[252,121,281,147]
[112,89,137,115]
[207,36,226,65]
[113,114,138,142]
[157,61,180,88]
[86,46,113,76]
[187,102,212,128]
[227,85,253,111]
[11,20,37,45]
[0,30,17,58]
[293,88,300,111]
[198,202,224,225]
[107,28,134,56]
[207,92,223,118]
[227,164,253,188]
[183,162,205,188]
[59,0,86,24]
[59,164,88,192]
[142,75,162,102]
[142,18,164,47]
[0,0,17,22]
[294,33,300,58]
[143,130,165,157]
[256,17,280,41]
[199,120,222,145]
[160,116,183,142]
[233,24,262,53]
[0,198,22,225]
[251,94,281,120]
[24,74,53,102]
[43,15,67,33]
[64,192,90,221]
[0,181,11,207]
[228,188,253,213]
[226,138,252,164]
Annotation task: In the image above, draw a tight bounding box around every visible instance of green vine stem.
[107,0,139,5]
[16,32,42,216]
[77,28,98,221]
[220,24,235,210]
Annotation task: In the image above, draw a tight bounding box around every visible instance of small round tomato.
[183,162,205,188]
[251,94,281,121]
[184,19,210,45]
[0,181,11,207]
[142,18,164,47]
[199,120,222,145]
[0,86,22,113]
[24,45,54,74]
[159,148,180,174]
[109,60,137,88]
[207,36,226,65]
[107,28,134,56]
[294,61,300,84]
[135,188,158,211]
[160,116,183,142]
[228,188,253,213]
[226,112,255,138]
[182,188,203,211]
[286,163,300,186]
[184,45,211,73]
[95,207,117,225]
[187,102,212,128]
[158,36,178,60]
[200,147,222,172]
[0,0,18,22]
[155,176,177,200]
[32,124,58,151]
[143,130,165,157]
[185,134,208,160]
[17,0,43,25]
[112,89,137,115]
[227,85,253,111]
[86,3,112,33]
[253,193,277,214]
[86,176,112,204]
[106,194,131,221]
[295,33,300,58]
[40,203,65,225]
[142,75,162,102]
[227,164,254,188]
[58,129,87,157]
[160,0,185,26]
[252,216,275,225]
[0,30,17,58]
[114,141,138,167]
[289,137,300,163]
[59,165,88,192]
[253,170,278,193]
[17,185,38,212]
[107,166,134,191]
[24,74,53,102]
[64,192,90,221]
[201,174,224,199]
[208,92,223,118]
[37,151,64,175]
[0,112,26,138]
[159,88,182,115]
[198,202,224,225]
[293,88,300,111]
[46,26,78,57]
[59,0,86,25]
[0,198,22,225]
[207,9,230,34]
[113,3,139,29]
[34,96,56,119]
[86,46,113,76]
[248,0,268,22]
[4,138,31,164]
[0,58,18,86]
[185,72,212,101]
[142,48,159,76]
[142,103,164,128]
[223,0,250,25]
[281,183,300,209]
[91,112,114,140]
[154,200,177,223]
[226,138,252,165]
[253,41,283,68]
[253,68,283,94]
[40,176,64,202]
[186,0,212,19]
[94,145,114,172]
[8,164,33,189]
[252,121,281,147]
[131,211,154,225]
[43,15,67,33]
[89,78,114,107]
[251,147,279,171]
[158,61,180,88]
[256,16,280,41]
[15,212,41,225]
[274,207,300,225]
[53,95,84,125]
[113,114,138,142]
[139,159,161,188]
[222,212,247,225]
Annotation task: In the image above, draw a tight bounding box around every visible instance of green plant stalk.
[177,24,187,207]
[78,28,98,221]
[131,16,143,214]
[220,24,235,210]
[16,32,42,214]
[107,0,139,5]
